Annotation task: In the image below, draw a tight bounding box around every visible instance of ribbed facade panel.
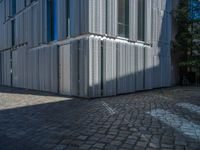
[129,0,138,41]
[59,44,71,95]
[102,39,117,96]
[88,36,102,97]
[16,0,25,13]
[0,0,174,97]
[12,45,28,88]
[135,45,145,91]
[0,50,11,86]
[79,38,89,97]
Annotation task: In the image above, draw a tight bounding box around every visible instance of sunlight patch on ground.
[177,103,200,115]
[147,109,200,141]
[0,92,71,111]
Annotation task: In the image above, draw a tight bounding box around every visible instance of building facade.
[0,0,173,98]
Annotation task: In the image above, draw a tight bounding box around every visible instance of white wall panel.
[145,0,152,43]
[79,38,89,97]
[106,0,118,36]
[59,44,71,95]
[102,39,117,96]
[129,0,138,41]
[88,36,102,97]
[0,0,174,97]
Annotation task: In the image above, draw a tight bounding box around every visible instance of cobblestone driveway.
[0,86,200,150]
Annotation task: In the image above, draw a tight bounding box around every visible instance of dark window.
[138,0,145,41]
[118,0,129,38]
[11,0,16,16]
[47,0,57,41]
[66,0,70,37]
[11,20,15,46]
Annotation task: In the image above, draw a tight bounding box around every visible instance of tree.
[174,0,200,85]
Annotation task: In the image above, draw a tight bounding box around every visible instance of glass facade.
[138,0,145,41]
[118,0,129,38]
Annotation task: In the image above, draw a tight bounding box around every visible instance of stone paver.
[0,86,200,150]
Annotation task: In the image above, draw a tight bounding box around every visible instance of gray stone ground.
[0,86,200,150]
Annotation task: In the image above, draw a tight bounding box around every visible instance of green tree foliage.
[174,0,192,54]
[174,0,200,64]
[174,0,200,85]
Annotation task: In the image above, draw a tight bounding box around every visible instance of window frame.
[117,0,129,38]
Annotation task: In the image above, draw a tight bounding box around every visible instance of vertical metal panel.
[59,44,71,95]
[16,0,25,13]
[57,0,67,40]
[70,0,80,36]
[12,46,28,88]
[79,38,89,97]
[145,0,152,43]
[88,36,102,97]
[80,0,89,34]
[1,50,11,86]
[129,0,138,41]
[135,45,145,91]
[0,52,1,84]
[39,0,48,43]
[70,41,79,96]
[106,0,118,36]
[27,48,39,90]
[0,0,174,97]
[144,47,154,90]
[0,2,5,50]
[103,38,117,96]
[153,52,161,88]
[117,41,127,94]
[117,41,136,94]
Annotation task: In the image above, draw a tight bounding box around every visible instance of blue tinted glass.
[12,0,16,16]
[47,0,58,41]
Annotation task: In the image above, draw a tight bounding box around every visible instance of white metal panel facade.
[0,0,174,98]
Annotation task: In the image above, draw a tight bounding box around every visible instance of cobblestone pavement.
[0,86,200,150]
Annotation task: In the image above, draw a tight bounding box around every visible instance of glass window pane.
[66,0,70,37]
[12,0,16,16]
[11,20,15,46]
[118,0,129,38]
[47,0,57,41]
[138,0,145,41]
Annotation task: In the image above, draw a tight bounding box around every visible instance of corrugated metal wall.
[12,45,58,93]
[0,0,173,97]
[59,34,170,98]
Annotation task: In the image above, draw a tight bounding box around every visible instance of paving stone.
[77,135,88,140]
[0,86,200,150]
[53,144,66,150]
[93,143,105,149]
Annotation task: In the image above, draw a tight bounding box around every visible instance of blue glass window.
[47,0,57,41]
[11,0,16,16]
